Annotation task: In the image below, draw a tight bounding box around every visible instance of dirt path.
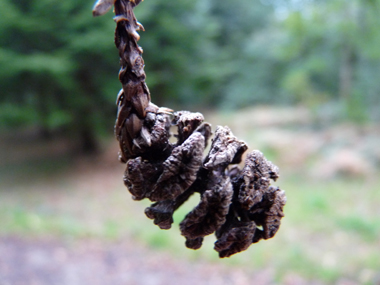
[0,236,280,285]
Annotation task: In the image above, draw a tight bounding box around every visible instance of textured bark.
[93,0,287,258]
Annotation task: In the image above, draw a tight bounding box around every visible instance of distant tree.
[277,0,380,121]
[135,0,277,109]
[1,0,379,154]
[0,0,277,147]
[0,0,117,152]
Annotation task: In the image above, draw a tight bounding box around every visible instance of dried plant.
[93,0,286,258]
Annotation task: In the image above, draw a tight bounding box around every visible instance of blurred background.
[0,0,379,284]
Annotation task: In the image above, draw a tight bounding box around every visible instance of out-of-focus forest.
[1,0,380,284]
[1,0,380,150]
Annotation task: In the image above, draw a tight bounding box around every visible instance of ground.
[0,146,288,285]
[0,236,285,285]
[1,106,379,285]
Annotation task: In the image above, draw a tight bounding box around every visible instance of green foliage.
[1,0,380,147]
[0,0,117,149]
[277,0,380,121]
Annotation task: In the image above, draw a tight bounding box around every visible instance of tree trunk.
[339,45,356,100]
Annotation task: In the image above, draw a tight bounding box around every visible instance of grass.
[1,109,380,284]
[2,166,379,283]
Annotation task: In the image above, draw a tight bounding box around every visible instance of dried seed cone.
[95,0,287,258]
